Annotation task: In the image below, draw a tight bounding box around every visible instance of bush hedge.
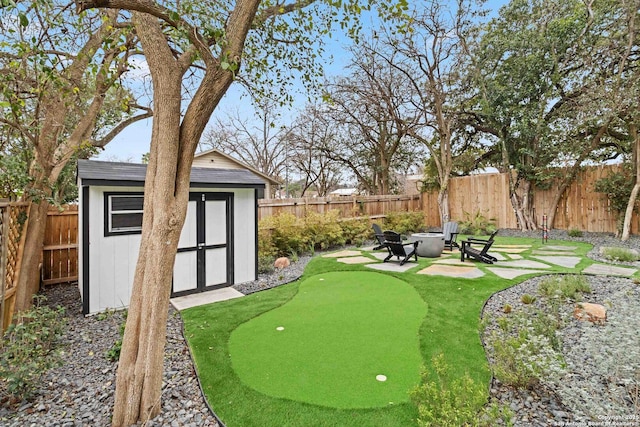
[258,210,425,259]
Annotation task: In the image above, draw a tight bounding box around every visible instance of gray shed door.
[172,192,233,296]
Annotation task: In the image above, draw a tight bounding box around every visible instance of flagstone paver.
[434,258,472,266]
[489,247,529,253]
[582,264,637,276]
[323,250,362,258]
[493,259,552,269]
[365,262,418,273]
[487,252,508,261]
[531,256,581,268]
[368,252,390,261]
[487,268,545,280]
[417,264,484,278]
[507,254,523,260]
[540,245,578,251]
[337,256,376,264]
[533,251,579,256]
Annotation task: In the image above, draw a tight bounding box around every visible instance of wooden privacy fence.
[42,205,78,286]
[1,202,30,332]
[257,194,422,221]
[422,164,639,234]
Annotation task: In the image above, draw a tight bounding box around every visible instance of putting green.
[228,271,427,409]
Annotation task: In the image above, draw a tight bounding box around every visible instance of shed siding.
[234,189,256,283]
[88,185,141,314]
[82,185,257,314]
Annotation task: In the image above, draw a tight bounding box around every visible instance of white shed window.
[105,193,144,235]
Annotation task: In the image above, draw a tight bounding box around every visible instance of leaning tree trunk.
[621,123,639,241]
[13,198,49,311]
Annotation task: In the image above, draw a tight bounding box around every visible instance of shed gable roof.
[78,159,265,188]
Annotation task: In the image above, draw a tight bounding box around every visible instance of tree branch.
[253,0,316,26]
[93,107,154,148]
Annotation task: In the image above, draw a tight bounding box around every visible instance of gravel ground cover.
[1,229,639,426]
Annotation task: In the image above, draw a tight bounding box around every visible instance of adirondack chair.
[371,223,387,250]
[460,230,499,264]
[382,230,418,266]
[442,221,460,251]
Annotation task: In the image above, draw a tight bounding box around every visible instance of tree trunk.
[13,199,49,311]
[621,123,639,241]
[509,178,537,231]
[111,0,260,421]
[437,174,450,225]
[437,188,450,225]
[112,12,186,425]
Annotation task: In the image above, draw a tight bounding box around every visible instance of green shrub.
[106,310,127,362]
[520,294,536,304]
[459,210,497,236]
[340,217,371,246]
[257,210,425,258]
[601,247,640,262]
[258,254,276,274]
[0,296,66,402]
[259,212,308,257]
[257,227,278,259]
[502,304,512,314]
[304,210,346,251]
[567,228,583,237]
[411,353,513,427]
[538,275,591,300]
[383,211,425,235]
[485,309,565,389]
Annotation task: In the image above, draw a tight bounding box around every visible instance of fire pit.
[410,233,445,258]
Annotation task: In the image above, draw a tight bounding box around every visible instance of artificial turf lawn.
[181,236,620,426]
[228,271,427,408]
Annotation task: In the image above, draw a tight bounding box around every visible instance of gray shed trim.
[78,159,265,188]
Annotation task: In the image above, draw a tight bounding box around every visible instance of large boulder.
[274,257,291,269]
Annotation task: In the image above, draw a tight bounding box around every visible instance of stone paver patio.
[318,243,638,281]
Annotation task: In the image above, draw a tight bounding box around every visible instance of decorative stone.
[274,257,290,269]
[573,303,607,325]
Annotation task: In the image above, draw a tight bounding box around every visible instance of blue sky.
[97,1,509,162]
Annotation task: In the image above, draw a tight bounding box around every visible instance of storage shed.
[77,159,265,315]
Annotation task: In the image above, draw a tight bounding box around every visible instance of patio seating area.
[321,238,636,279]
